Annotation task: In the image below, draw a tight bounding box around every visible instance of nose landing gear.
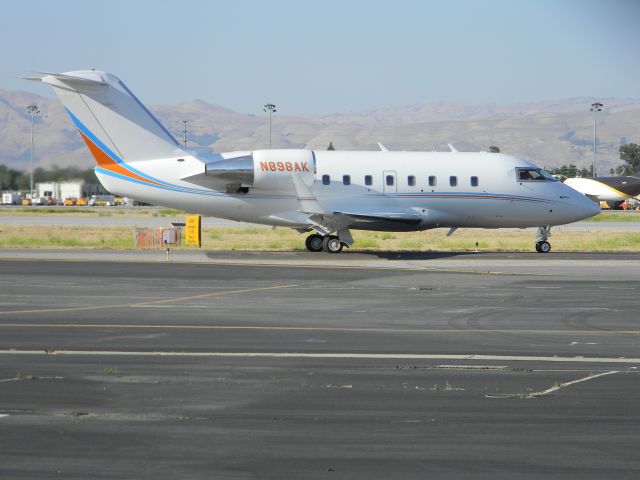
[535,241,551,253]
[535,226,551,253]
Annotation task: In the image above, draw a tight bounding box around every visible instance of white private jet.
[31,70,600,253]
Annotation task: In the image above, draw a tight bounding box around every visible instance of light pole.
[263,103,276,149]
[590,102,603,178]
[180,120,191,147]
[27,104,40,199]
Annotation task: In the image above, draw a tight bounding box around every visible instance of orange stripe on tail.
[78,131,165,187]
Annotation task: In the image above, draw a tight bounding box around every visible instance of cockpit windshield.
[516,168,557,182]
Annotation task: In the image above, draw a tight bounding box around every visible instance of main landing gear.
[305,233,345,253]
[535,226,551,253]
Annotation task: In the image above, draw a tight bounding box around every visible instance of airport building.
[34,180,101,204]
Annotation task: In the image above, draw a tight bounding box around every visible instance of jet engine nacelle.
[206,149,316,193]
[253,149,316,191]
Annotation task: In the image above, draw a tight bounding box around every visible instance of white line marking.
[486,370,620,398]
[528,370,619,397]
[0,350,638,364]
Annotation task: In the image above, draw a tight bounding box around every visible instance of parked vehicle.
[2,192,24,205]
[31,197,49,206]
[88,194,116,206]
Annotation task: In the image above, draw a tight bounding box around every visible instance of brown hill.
[1,88,638,175]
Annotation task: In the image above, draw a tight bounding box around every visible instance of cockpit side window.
[516,168,557,182]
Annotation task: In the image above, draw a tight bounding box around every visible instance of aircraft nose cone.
[576,195,601,219]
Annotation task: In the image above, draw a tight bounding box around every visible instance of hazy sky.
[2,0,638,114]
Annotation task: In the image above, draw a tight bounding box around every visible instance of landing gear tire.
[535,241,551,253]
[305,234,324,252]
[322,235,343,253]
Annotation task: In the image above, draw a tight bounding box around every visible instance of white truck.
[2,192,24,205]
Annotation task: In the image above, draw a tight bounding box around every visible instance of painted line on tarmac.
[0,323,639,336]
[486,370,621,398]
[0,349,639,364]
[196,260,551,277]
[0,256,556,277]
[0,284,296,316]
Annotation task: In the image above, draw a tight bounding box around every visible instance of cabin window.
[408,175,416,187]
[386,175,394,186]
[516,168,557,182]
[470,176,479,187]
[322,175,330,185]
[364,175,372,186]
[343,175,351,185]
[449,176,457,187]
[428,176,437,187]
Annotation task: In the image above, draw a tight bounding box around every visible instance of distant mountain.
[1,88,638,175]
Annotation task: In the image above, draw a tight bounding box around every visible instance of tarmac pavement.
[0,253,638,479]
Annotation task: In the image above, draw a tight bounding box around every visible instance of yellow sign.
[185,214,201,247]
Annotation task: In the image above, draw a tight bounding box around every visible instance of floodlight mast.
[263,103,276,149]
[26,104,40,199]
[590,102,603,178]
[180,120,191,147]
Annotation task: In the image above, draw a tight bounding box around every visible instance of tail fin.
[39,70,183,165]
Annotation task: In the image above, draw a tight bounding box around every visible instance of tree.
[0,165,99,190]
[611,164,633,176]
[619,143,640,173]
[488,145,500,153]
[0,165,29,190]
[549,164,578,178]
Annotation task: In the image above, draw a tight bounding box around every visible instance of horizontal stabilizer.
[31,71,108,86]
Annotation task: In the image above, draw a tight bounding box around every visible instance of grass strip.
[1,225,640,252]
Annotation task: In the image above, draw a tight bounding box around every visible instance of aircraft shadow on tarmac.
[204,250,508,261]
[204,250,640,261]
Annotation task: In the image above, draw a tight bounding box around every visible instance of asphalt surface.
[0,254,639,479]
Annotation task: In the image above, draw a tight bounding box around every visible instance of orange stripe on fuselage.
[78,131,165,187]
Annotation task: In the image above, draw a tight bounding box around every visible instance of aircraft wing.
[290,173,422,241]
[304,210,422,245]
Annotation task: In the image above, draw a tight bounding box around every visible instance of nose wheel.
[535,241,551,253]
[535,226,551,253]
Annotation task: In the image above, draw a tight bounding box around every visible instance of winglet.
[377,143,389,152]
[448,143,458,153]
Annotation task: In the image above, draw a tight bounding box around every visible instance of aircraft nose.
[575,194,601,219]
